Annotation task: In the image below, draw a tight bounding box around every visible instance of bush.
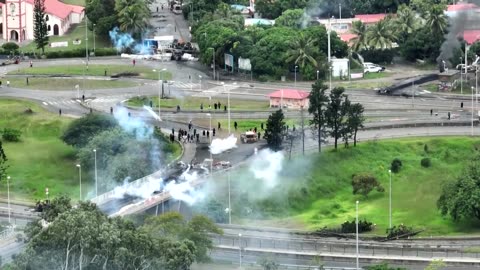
[2,42,19,54]
[2,128,21,142]
[359,48,397,65]
[341,219,374,233]
[61,113,118,148]
[390,158,402,173]
[351,173,384,197]
[421,157,431,168]
[424,144,429,153]
[45,48,88,59]
[94,48,118,57]
[386,224,415,239]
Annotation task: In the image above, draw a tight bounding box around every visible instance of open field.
[363,72,391,80]
[4,77,137,90]
[21,19,110,53]
[220,137,480,235]
[338,80,391,90]
[127,96,270,110]
[9,64,172,80]
[0,98,79,201]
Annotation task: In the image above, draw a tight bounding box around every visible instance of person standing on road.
[132,59,136,66]
[430,109,433,116]
[30,60,33,68]
[234,121,238,130]
[110,107,113,114]
[218,122,221,130]
[59,109,62,116]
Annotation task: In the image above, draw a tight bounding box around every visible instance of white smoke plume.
[249,149,284,188]
[210,134,238,154]
[143,105,162,121]
[109,27,152,54]
[114,106,153,140]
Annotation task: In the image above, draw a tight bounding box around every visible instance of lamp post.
[6,176,11,224]
[388,169,392,229]
[316,70,319,81]
[239,233,242,269]
[329,66,333,90]
[153,68,167,121]
[76,164,82,201]
[207,113,212,173]
[93,23,96,56]
[294,65,298,87]
[199,75,202,91]
[356,200,359,270]
[93,149,97,197]
[472,86,475,136]
[228,170,231,224]
[339,3,342,19]
[85,16,89,70]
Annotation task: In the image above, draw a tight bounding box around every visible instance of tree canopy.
[61,113,119,148]
[264,109,286,151]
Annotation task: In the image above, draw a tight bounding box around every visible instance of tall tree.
[264,109,285,152]
[286,33,318,69]
[424,4,448,39]
[351,21,368,52]
[115,0,150,37]
[341,97,352,148]
[33,0,49,54]
[392,4,418,44]
[0,141,7,182]
[438,155,480,221]
[275,9,305,29]
[325,87,348,150]
[347,103,365,147]
[367,18,397,49]
[308,81,329,152]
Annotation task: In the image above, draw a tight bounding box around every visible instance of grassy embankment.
[224,137,480,235]
[9,64,172,81]
[0,99,78,201]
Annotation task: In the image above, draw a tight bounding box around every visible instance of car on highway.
[363,62,385,73]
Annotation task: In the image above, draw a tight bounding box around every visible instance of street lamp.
[85,16,89,70]
[228,170,231,224]
[206,113,212,173]
[239,233,242,269]
[356,200,359,270]
[294,65,298,87]
[329,66,333,90]
[6,176,10,224]
[199,75,202,92]
[316,70,319,81]
[153,68,167,121]
[388,169,392,229]
[472,86,475,136]
[93,149,97,197]
[93,23,96,56]
[76,164,82,201]
[222,82,232,134]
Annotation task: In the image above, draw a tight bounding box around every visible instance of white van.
[363,62,385,73]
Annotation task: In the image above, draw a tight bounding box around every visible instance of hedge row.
[44,48,118,59]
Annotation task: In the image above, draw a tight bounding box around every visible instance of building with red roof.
[354,13,387,24]
[462,30,480,45]
[0,0,84,42]
[267,89,310,109]
[317,13,389,39]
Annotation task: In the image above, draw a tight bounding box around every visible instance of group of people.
[200,102,227,112]
[168,121,218,144]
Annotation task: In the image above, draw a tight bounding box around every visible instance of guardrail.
[0,226,15,241]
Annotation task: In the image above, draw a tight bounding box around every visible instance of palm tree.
[286,34,318,69]
[425,4,448,38]
[393,4,418,43]
[350,21,368,52]
[117,3,150,36]
[366,19,397,49]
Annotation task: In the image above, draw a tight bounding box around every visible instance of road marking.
[42,102,48,105]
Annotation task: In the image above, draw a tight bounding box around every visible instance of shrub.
[390,158,402,173]
[386,224,415,239]
[94,48,118,57]
[359,48,397,65]
[351,173,384,197]
[421,157,431,168]
[424,144,429,153]
[2,128,21,142]
[341,219,374,233]
[2,42,19,54]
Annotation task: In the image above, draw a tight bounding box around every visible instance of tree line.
[264,80,365,152]
[4,196,222,270]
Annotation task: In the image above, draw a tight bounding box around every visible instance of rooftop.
[447,3,479,12]
[462,30,480,45]
[354,13,387,24]
[25,0,84,19]
[267,89,310,100]
[339,33,357,43]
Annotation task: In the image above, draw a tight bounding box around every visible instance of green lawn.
[218,137,480,235]
[4,77,137,90]
[21,19,110,53]
[363,72,390,79]
[339,81,391,90]
[9,65,172,80]
[127,96,269,110]
[0,99,79,201]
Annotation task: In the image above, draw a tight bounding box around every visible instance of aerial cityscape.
[1,0,480,269]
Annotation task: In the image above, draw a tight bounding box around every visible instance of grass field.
[0,99,79,201]
[363,72,390,80]
[339,81,391,90]
[9,65,172,80]
[127,96,269,110]
[60,0,85,6]
[218,137,480,235]
[21,19,110,53]
[4,77,137,90]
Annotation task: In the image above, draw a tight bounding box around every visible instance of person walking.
[132,59,136,66]
[30,60,33,68]
[59,109,62,116]
[218,122,221,130]
[110,107,113,114]
[234,121,238,130]
[430,109,433,116]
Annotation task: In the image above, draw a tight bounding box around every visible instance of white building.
[0,0,84,42]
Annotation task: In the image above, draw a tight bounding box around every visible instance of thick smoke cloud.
[210,134,238,154]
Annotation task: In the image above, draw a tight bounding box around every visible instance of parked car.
[363,62,384,73]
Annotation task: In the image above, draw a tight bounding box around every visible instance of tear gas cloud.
[249,149,285,188]
[143,105,162,121]
[109,27,152,54]
[114,106,153,140]
[210,134,238,154]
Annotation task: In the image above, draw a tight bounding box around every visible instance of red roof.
[25,0,84,19]
[339,33,357,43]
[354,13,387,24]
[462,30,480,45]
[447,3,479,12]
[267,89,309,100]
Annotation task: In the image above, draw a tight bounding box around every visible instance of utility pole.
[301,106,305,155]
[85,16,89,70]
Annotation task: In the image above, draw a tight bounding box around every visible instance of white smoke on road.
[143,105,162,121]
[210,134,238,154]
[249,149,284,188]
